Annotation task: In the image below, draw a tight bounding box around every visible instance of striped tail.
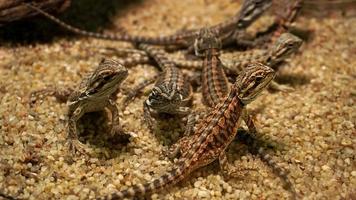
[25,3,185,45]
[99,163,188,200]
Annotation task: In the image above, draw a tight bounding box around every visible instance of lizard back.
[137,44,192,114]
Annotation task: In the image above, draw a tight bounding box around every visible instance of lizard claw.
[110,125,125,137]
[222,164,258,180]
[68,140,89,156]
[108,128,132,145]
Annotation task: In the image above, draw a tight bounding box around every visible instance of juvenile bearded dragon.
[30,59,129,154]
[123,44,193,130]
[194,27,296,196]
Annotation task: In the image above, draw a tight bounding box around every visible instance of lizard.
[30,58,129,154]
[227,32,303,73]
[234,0,304,49]
[24,0,272,49]
[194,27,296,196]
[122,43,193,130]
[97,62,276,199]
[219,0,274,47]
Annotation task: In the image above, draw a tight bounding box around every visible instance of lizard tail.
[25,3,185,46]
[99,163,187,199]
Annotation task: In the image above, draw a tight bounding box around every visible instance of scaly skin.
[30,59,129,154]
[123,44,193,130]
[98,63,275,199]
[194,28,229,107]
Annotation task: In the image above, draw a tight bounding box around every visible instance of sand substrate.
[0,0,355,199]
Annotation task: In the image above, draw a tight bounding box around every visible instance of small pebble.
[197,190,210,198]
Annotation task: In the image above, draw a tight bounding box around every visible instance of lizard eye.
[103,74,114,81]
[266,57,272,63]
[286,43,294,48]
[255,77,263,82]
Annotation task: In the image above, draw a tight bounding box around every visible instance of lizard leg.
[219,151,257,179]
[143,101,155,131]
[161,111,205,160]
[241,110,258,138]
[107,99,124,137]
[29,86,73,107]
[175,106,191,116]
[122,76,156,107]
[182,109,209,136]
[183,113,197,137]
[67,108,88,155]
[161,135,191,160]
[161,141,181,160]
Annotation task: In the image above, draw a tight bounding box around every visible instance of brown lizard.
[228,32,303,72]
[25,0,272,49]
[97,63,275,199]
[123,43,193,130]
[235,0,304,49]
[30,58,129,154]
[226,32,303,91]
[194,27,296,196]
[220,0,273,46]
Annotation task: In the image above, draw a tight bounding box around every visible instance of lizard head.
[83,58,128,98]
[267,32,302,66]
[194,27,222,57]
[237,0,272,29]
[234,62,275,104]
[146,82,190,114]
